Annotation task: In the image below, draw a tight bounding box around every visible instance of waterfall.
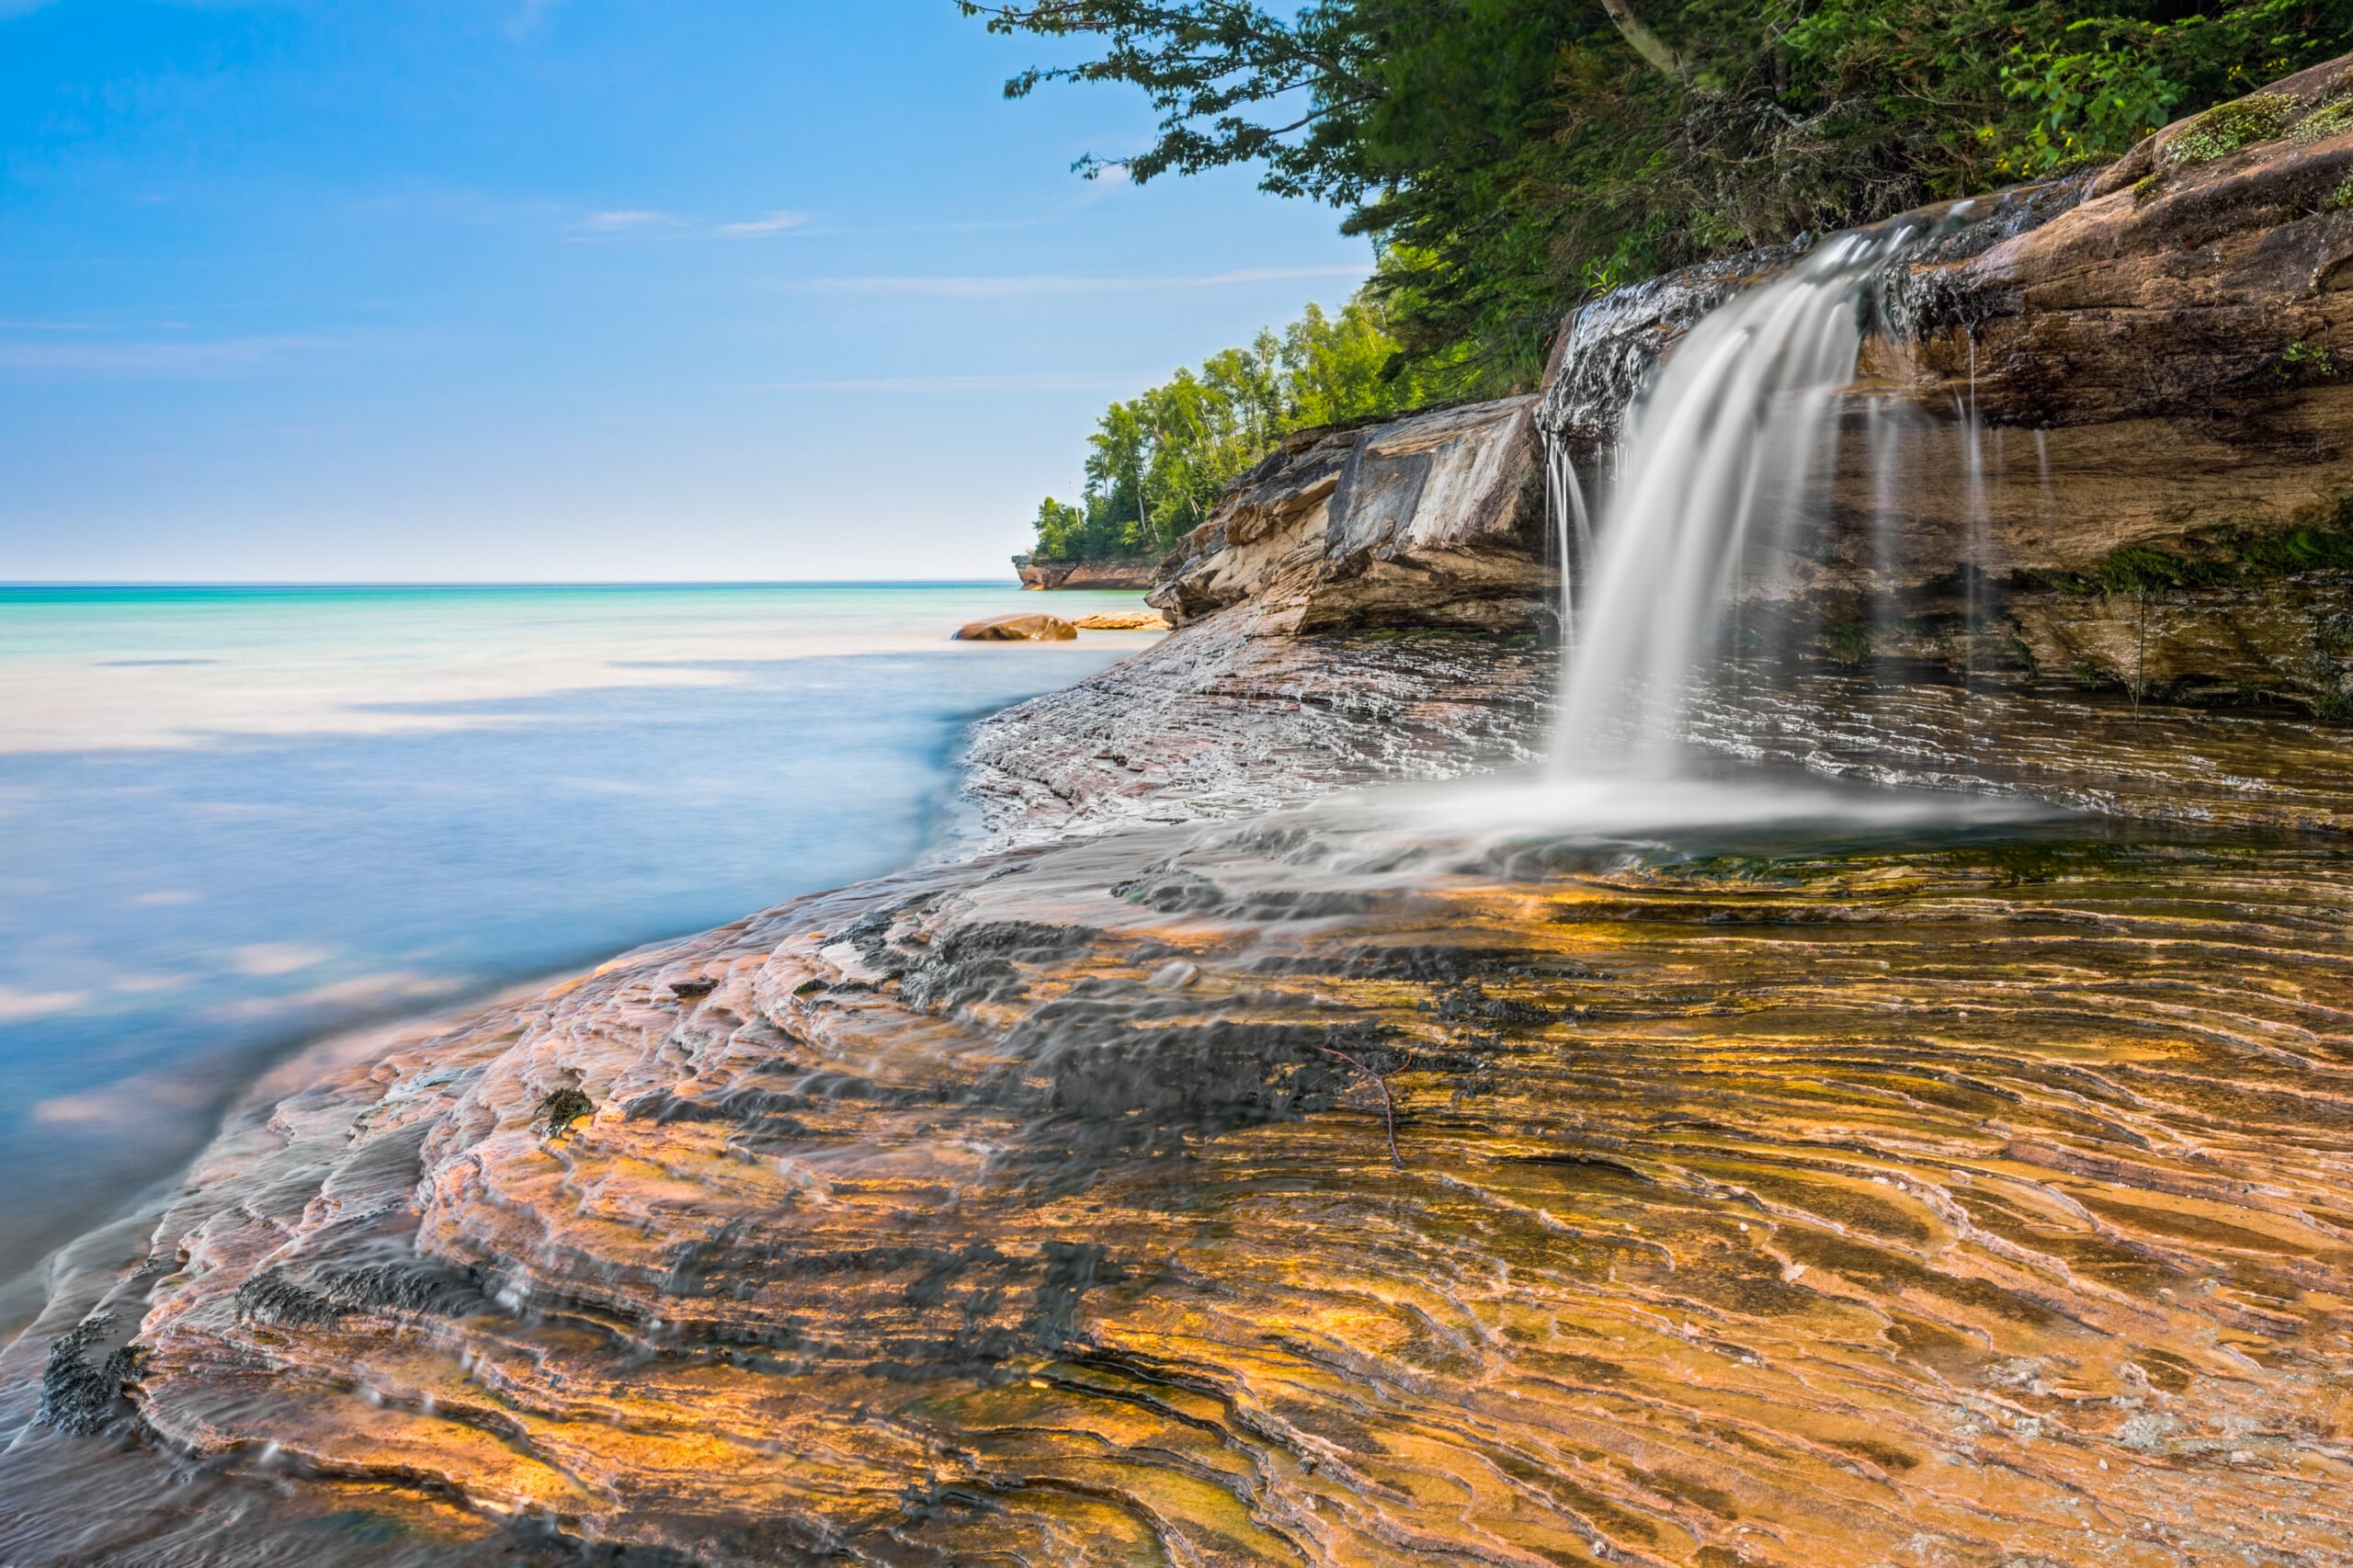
[1549,223,1927,778]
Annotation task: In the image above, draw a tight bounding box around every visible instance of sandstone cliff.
[1015,558,1158,590]
[1544,57,2353,716]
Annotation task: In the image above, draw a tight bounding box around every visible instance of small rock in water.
[1146,960,1199,990]
[954,613,1077,642]
[1070,610,1170,631]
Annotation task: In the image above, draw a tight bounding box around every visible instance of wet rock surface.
[18,811,2353,1565]
[957,603,1552,848]
[1533,59,2353,714]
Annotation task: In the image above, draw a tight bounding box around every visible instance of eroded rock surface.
[28,812,2353,1565]
[958,602,1551,848]
[1152,397,1547,635]
[1540,60,2353,714]
[1017,559,1158,591]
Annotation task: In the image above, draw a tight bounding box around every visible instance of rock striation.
[1150,397,1548,635]
[959,602,1549,849]
[1016,558,1159,591]
[20,813,2353,1565]
[1541,59,2353,715]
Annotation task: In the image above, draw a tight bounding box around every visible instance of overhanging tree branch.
[955,1,1384,196]
[1597,0,1686,81]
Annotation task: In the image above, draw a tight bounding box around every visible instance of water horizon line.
[0,577,1070,592]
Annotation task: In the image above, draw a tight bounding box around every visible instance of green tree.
[1029,290,1426,561]
[969,1,2353,392]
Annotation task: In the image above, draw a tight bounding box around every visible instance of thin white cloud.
[0,335,339,374]
[745,371,1160,393]
[717,210,810,236]
[578,210,673,232]
[794,266,1367,299]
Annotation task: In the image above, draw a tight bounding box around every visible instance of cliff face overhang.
[1017,559,1159,591]
[1539,54,2353,714]
[1149,396,1550,635]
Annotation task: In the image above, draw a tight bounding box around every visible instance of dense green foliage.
[967,1,2353,394]
[1029,291,1431,561]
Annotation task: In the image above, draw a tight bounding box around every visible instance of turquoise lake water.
[0,583,1159,1290]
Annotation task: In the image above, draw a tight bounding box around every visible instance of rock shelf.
[28,814,2353,1565]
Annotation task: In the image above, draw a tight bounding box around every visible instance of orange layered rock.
[43,818,2353,1565]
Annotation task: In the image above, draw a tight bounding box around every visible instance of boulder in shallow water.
[953,612,1076,642]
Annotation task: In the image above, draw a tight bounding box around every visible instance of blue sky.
[0,1,1369,581]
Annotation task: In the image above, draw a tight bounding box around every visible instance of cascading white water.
[1551,223,1927,778]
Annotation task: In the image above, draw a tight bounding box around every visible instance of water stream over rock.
[12,71,2353,1562]
[1552,223,1934,777]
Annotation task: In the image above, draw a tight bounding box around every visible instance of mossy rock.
[2291,96,2353,145]
[2165,94,2296,167]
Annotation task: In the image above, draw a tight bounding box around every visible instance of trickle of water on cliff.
[1551,222,1931,779]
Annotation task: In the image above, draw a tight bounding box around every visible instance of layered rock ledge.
[16,812,2353,1565]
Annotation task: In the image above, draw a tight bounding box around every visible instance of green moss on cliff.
[2165,93,2297,165]
[2292,96,2353,143]
[2078,501,2353,596]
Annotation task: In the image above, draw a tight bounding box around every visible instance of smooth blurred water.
[0,583,1159,1283]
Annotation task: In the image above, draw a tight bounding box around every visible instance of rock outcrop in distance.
[1014,557,1159,590]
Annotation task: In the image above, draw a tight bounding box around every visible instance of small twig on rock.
[1318,1046,1416,1168]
